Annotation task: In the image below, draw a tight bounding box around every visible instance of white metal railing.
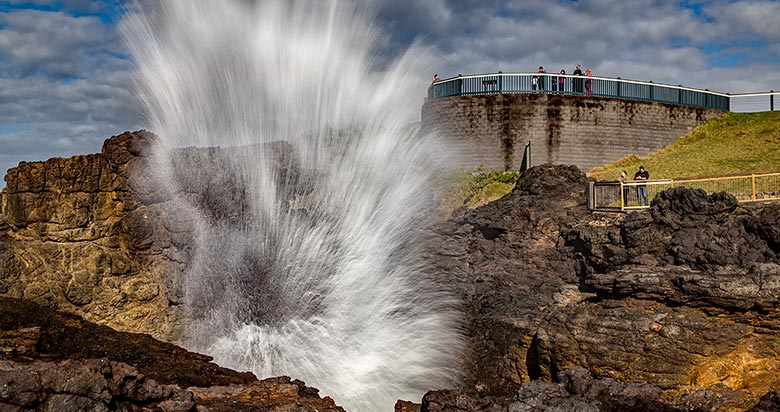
[729,91,779,113]
[429,72,731,111]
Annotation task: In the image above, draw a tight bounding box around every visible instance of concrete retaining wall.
[420,93,725,172]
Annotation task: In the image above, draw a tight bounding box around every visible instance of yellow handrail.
[590,171,780,211]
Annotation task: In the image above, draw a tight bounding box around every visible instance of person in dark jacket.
[533,66,546,91]
[573,64,583,93]
[634,166,650,206]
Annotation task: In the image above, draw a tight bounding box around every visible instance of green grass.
[589,111,780,181]
[431,166,520,216]
[466,181,517,208]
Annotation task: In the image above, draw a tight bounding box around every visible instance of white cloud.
[0,9,124,78]
[1,0,779,181]
[375,0,778,93]
[708,1,780,40]
[0,8,141,179]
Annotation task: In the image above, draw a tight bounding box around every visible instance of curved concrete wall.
[421,93,725,172]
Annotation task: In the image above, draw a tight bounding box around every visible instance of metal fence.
[729,92,779,113]
[429,73,731,111]
[589,172,780,211]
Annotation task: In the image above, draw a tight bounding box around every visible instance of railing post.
[771,91,775,111]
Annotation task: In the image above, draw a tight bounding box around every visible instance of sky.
[1,0,779,180]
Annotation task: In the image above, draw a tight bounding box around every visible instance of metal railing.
[428,73,731,111]
[729,91,780,113]
[588,172,780,211]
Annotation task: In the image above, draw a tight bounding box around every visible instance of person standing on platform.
[585,68,593,95]
[634,166,650,206]
[620,170,630,206]
[533,66,546,91]
[573,65,583,93]
[558,69,566,92]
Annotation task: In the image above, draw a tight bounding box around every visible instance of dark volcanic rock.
[0,297,344,412]
[0,359,344,412]
[749,391,780,412]
[0,296,254,388]
[425,164,592,395]
[0,359,195,412]
[420,369,684,412]
[425,163,780,411]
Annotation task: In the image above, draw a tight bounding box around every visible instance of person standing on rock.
[634,166,650,206]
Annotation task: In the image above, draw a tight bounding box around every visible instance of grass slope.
[432,168,520,217]
[589,111,780,181]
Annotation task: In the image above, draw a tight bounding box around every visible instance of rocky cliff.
[2,132,780,411]
[425,164,780,410]
[0,131,185,341]
[0,130,301,342]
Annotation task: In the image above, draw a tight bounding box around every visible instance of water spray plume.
[121,1,463,410]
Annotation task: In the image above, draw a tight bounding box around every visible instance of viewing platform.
[428,73,779,113]
[421,72,777,173]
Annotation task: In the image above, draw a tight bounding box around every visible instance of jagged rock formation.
[425,163,780,411]
[0,297,344,412]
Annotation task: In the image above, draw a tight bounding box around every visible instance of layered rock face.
[0,131,184,341]
[425,164,780,410]
[0,131,303,342]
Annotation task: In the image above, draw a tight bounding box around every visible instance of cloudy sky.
[1,0,779,180]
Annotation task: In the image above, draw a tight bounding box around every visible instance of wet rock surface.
[425,163,780,411]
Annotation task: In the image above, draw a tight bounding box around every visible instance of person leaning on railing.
[634,166,650,206]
